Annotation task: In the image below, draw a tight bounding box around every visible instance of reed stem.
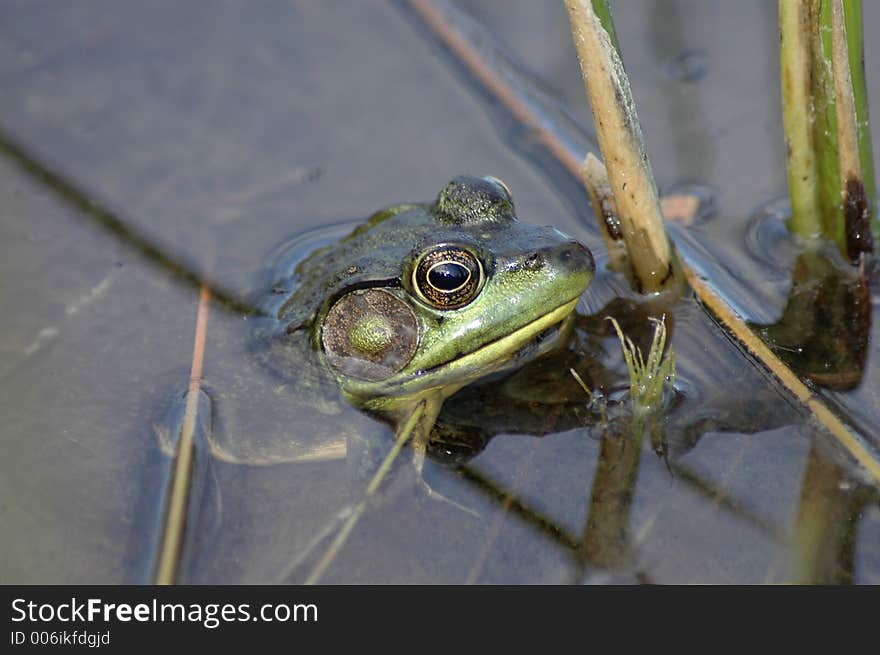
[564,0,678,293]
[779,0,877,259]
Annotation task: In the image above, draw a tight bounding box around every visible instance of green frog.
[195,175,803,520]
[246,175,595,471]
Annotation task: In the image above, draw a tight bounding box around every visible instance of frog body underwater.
[254,175,595,465]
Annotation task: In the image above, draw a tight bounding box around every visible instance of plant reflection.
[749,249,870,391]
[788,442,875,584]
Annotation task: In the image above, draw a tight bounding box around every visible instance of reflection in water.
[789,443,875,584]
[580,426,644,569]
[750,248,871,391]
[152,386,220,584]
[746,197,872,392]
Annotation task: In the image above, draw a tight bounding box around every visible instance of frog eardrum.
[412,244,484,310]
[321,244,486,381]
[321,289,419,382]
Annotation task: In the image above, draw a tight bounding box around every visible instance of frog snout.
[519,241,594,275]
[552,241,594,275]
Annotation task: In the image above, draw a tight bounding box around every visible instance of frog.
[238,175,595,475]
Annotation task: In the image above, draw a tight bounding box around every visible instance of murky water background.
[1,0,878,583]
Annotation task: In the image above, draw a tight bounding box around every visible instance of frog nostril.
[523,252,544,271]
[557,242,594,272]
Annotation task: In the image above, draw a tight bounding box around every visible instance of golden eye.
[412,246,484,309]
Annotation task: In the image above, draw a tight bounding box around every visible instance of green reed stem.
[780,0,877,258]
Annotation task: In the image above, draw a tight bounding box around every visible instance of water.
[1,0,878,584]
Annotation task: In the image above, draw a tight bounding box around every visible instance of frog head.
[279,176,594,414]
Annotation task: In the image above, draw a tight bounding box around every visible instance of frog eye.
[412,245,484,310]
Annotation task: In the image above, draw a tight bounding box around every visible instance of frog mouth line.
[444,297,579,370]
[347,297,581,407]
[418,297,580,383]
[509,318,567,362]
